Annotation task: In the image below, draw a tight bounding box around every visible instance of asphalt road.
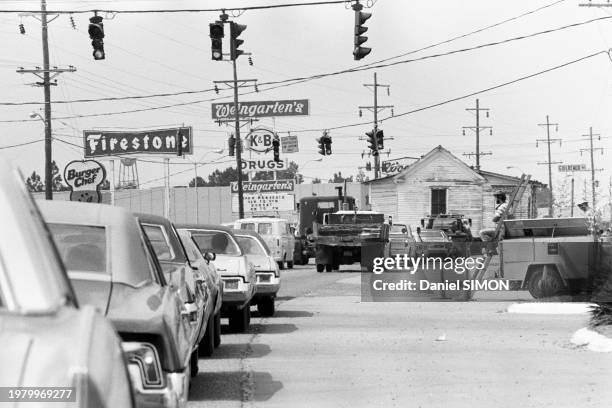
[188,264,612,408]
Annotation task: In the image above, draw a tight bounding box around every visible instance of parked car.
[177,228,223,352]
[414,229,451,258]
[0,161,134,408]
[232,217,295,269]
[136,213,215,359]
[233,229,281,317]
[40,201,194,408]
[177,224,255,333]
[389,223,416,257]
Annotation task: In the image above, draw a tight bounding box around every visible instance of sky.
[0,0,611,210]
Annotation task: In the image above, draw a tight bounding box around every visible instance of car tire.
[316,264,324,273]
[190,349,199,377]
[229,306,250,333]
[278,261,285,270]
[287,261,294,269]
[325,264,332,272]
[257,296,275,317]
[199,313,215,358]
[301,254,309,265]
[332,264,340,271]
[527,266,565,299]
[213,312,221,348]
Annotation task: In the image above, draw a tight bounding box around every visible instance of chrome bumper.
[127,365,189,408]
[255,272,280,295]
[221,276,252,305]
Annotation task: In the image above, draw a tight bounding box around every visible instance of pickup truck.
[314,210,389,272]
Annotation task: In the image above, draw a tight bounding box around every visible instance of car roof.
[235,218,287,223]
[135,213,188,263]
[39,200,155,287]
[176,223,235,234]
[231,229,271,253]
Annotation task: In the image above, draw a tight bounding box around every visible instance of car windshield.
[257,223,273,235]
[190,230,241,256]
[419,231,445,242]
[48,223,107,274]
[236,235,267,256]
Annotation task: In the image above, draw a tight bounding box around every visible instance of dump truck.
[314,210,389,272]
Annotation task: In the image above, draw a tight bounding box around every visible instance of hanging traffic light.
[229,21,247,60]
[375,129,384,150]
[352,2,371,60]
[88,16,105,60]
[366,129,377,155]
[209,22,224,61]
[324,135,332,155]
[317,137,326,156]
[272,136,281,162]
[228,135,236,156]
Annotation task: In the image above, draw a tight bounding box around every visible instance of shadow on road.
[250,309,314,318]
[253,372,284,402]
[189,371,283,402]
[249,322,298,334]
[207,343,271,359]
[275,295,296,301]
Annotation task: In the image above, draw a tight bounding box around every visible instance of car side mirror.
[204,252,216,262]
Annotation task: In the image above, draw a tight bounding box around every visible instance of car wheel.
[199,313,215,357]
[190,349,199,377]
[287,261,294,269]
[229,306,250,333]
[278,261,285,270]
[316,264,324,273]
[213,312,221,348]
[257,296,275,317]
[332,264,340,271]
[325,264,332,272]
[527,266,565,299]
[301,254,309,265]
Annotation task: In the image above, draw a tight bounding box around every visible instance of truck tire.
[332,263,340,271]
[527,266,565,299]
[301,254,309,265]
[190,349,199,377]
[229,306,250,333]
[325,264,332,272]
[287,261,294,269]
[257,296,275,317]
[316,264,324,273]
[278,261,285,270]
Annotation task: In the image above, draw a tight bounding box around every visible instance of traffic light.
[88,16,105,60]
[209,22,224,61]
[317,137,326,155]
[366,129,377,155]
[365,162,372,171]
[228,135,236,156]
[375,129,384,150]
[229,21,247,60]
[324,135,332,155]
[272,136,281,162]
[352,2,371,60]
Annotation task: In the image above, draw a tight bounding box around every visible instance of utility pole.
[359,72,393,179]
[537,115,561,217]
[462,99,492,171]
[17,0,75,200]
[580,127,604,210]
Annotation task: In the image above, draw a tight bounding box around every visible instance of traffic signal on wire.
[88,16,105,60]
[272,136,281,162]
[209,22,224,61]
[375,129,384,150]
[228,135,236,156]
[229,21,247,60]
[352,2,371,60]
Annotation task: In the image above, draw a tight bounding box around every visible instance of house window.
[430,189,446,215]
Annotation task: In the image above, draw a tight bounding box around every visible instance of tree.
[188,176,206,187]
[26,171,44,192]
[192,166,247,187]
[51,161,70,192]
[252,161,303,183]
[312,177,322,184]
[328,171,353,183]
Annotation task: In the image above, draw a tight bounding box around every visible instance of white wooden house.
[364,146,547,233]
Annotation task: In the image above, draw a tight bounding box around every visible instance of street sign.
[281,135,299,153]
[241,158,287,171]
[246,127,276,154]
[83,127,192,157]
[558,164,586,172]
[381,156,418,175]
[231,180,295,193]
[64,160,106,203]
[231,192,295,213]
[211,99,309,119]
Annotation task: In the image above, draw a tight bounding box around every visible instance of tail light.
[122,342,163,388]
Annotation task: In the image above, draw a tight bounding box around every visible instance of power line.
[1,13,607,108]
[0,139,44,149]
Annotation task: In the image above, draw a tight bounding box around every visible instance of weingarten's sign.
[83,127,193,157]
[212,99,309,119]
[231,180,295,194]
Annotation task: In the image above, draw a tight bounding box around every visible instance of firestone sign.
[211,99,309,119]
[83,127,193,157]
[64,160,106,203]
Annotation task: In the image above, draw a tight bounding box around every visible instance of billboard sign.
[381,156,418,175]
[231,180,295,194]
[241,158,287,171]
[64,160,106,203]
[83,127,192,157]
[246,127,276,154]
[231,193,295,213]
[281,135,299,153]
[211,99,309,119]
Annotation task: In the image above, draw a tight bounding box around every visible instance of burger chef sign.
[64,160,107,203]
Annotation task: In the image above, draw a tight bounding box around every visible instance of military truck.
[420,213,474,256]
[314,210,389,272]
[293,194,356,265]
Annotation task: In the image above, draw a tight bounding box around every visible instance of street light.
[30,111,52,200]
[506,165,525,174]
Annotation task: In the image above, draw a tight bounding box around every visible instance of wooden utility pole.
[359,72,393,179]
[580,127,604,210]
[462,99,492,171]
[537,115,561,217]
